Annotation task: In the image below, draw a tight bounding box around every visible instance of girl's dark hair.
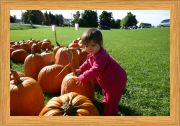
[81,28,103,47]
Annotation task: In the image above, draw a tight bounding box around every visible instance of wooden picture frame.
[0,0,179,125]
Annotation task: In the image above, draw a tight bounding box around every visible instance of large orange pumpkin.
[39,92,99,116]
[10,70,44,116]
[24,53,45,80]
[38,64,71,94]
[61,73,95,101]
[31,43,41,53]
[55,47,79,69]
[41,50,55,66]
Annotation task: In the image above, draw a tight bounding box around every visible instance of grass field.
[10,24,170,116]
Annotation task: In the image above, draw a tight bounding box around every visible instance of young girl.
[74,28,127,116]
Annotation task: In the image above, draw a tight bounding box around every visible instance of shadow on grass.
[118,105,142,116]
[93,100,142,116]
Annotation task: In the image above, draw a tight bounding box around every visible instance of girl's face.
[84,41,101,55]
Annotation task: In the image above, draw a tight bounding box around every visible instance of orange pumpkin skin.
[11,49,28,63]
[20,42,31,53]
[76,49,88,65]
[24,53,45,80]
[41,51,55,66]
[41,42,52,51]
[55,47,79,69]
[39,92,99,116]
[31,43,41,53]
[10,71,44,116]
[61,73,95,101]
[38,64,71,94]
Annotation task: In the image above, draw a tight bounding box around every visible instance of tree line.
[10,10,138,29]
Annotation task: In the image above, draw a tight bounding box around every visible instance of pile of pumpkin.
[10,38,101,116]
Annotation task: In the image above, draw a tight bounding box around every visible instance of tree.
[99,11,113,28]
[72,11,80,24]
[54,14,64,26]
[10,15,16,23]
[110,19,121,29]
[120,12,138,29]
[79,10,98,27]
[22,10,44,25]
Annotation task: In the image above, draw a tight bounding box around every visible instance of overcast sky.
[10,10,170,26]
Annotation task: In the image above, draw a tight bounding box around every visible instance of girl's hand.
[74,77,83,87]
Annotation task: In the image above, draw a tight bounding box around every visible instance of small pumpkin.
[10,70,44,116]
[11,49,28,63]
[31,43,41,53]
[41,42,52,51]
[61,72,95,101]
[39,92,99,116]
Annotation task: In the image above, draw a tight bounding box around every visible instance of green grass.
[10,23,37,30]
[10,24,170,116]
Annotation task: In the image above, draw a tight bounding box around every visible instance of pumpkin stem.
[10,70,22,85]
[56,42,60,47]
[60,98,80,116]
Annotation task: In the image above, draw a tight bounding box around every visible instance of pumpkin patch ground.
[10,25,170,116]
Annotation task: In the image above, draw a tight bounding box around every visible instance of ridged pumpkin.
[61,73,95,101]
[39,92,99,116]
[24,53,45,80]
[38,64,71,94]
[11,49,28,63]
[10,70,44,116]
[41,50,55,66]
[55,47,79,69]
[20,42,31,53]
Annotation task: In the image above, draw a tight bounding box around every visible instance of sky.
[10,10,170,26]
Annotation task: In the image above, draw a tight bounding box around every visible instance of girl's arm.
[75,59,91,75]
[79,55,107,83]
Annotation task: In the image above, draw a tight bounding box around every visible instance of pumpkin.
[68,39,82,49]
[11,44,23,50]
[41,42,52,51]
[53,42,63,55]
[10,70,44,116]
[11,49,28,63]
[10,48,15,58]
[20,42,31,53]
[41,50,55,66]
[61,72,95,101]
[31,43,41,53]
[24,53,45,80]
[39,92,99,116]
[76,48,88,65]
[38,64,71,94]
[55,47,79,69]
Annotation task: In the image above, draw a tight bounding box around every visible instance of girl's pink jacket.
[76,48,127,92]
